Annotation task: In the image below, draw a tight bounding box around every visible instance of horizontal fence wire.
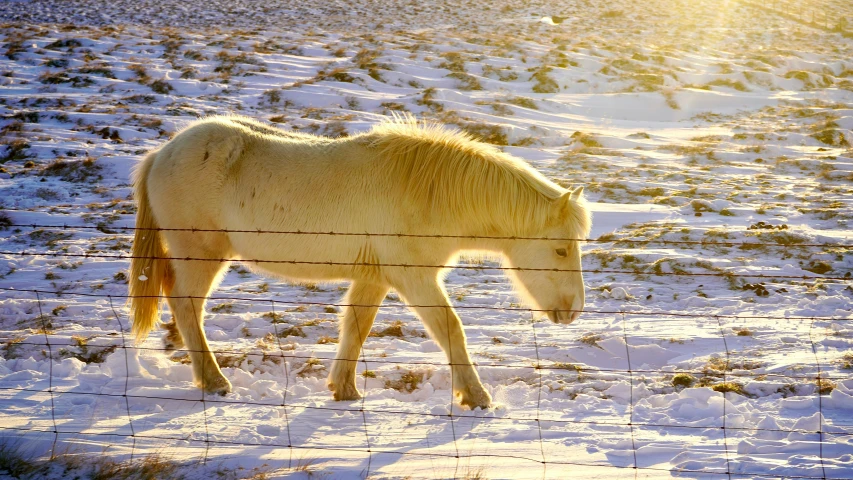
[2,249,851,282]
[5,222,853,249]
[1,287,850,323]
[4,339,853,382]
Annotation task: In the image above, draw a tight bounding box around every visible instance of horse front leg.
[328,282,389,401]
[397,278,492,409]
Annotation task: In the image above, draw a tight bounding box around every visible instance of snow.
[0,0,852,478]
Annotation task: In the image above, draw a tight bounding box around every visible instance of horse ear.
[569,186,584,201]
[553,187,582,217]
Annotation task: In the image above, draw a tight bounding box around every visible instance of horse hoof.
[330,383,362,401]
[203,376,232,396]
[163,339,183,353]
[459,387,492,410]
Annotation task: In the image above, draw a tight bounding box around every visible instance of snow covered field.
[1,0,852,478]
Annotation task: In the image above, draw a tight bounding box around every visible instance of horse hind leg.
[160,263,184,352]
[163,236,231,394]
[328,282,389,401]
[162,318,183,352]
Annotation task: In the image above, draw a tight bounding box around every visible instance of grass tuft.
[711,382,747,396]
[385,370,426,393]
[371,320,405,338]
[671,373,695,388]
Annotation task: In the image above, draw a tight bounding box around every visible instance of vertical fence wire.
[715,315,733,479]
[529,310,547,478]
[351,301,373,477]
[808,316,827,479]
[268,299,293,469]
[189,298,212,464]
[34,291,58,459]
[444,306,460,480]
[620,312,639,474]
[108,295,137,463]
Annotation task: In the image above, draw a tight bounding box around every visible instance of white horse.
[129,115,591,409]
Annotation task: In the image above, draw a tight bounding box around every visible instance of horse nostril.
[567,295,583,324]
[547,310,558,323]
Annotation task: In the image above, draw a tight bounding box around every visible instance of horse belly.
[227,233,368,283]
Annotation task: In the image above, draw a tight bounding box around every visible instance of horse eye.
[555,248,567,257]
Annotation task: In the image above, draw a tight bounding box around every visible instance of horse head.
[504,186,590,324]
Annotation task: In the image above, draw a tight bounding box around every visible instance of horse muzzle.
[546,309,581,325]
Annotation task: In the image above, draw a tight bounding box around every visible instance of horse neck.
[449,198,549,254]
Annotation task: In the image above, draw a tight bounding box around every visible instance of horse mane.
[358,116,591,238]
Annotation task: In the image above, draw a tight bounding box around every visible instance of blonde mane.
[358,117,590,238]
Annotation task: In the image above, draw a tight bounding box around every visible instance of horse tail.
[129,151,170,342]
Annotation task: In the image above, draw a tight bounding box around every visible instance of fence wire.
[5,222,853,249]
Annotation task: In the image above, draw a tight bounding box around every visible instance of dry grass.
[671,373,696,388]
[0,210,14,230]
[448,72,482,91]
[385,369,427,393]
[2,336,25,359]
[59,335,118,364]
[530,66,558,93]
[457,121,508,145]
[276,326,306,338]
[578,332,603,349]
[90,454,182,480]
[705,78,749,92]
[416,86,443,112]
[1,138,31,162]
[215,353,247,369]
[711,382,747,396]
[506,96,537,109]
[296,357,325,377]
[704,355,764,372]
[293,455,320,475]
[209,302,235,313]
[816,378,836,395]
[550,362,582,372]
[261,311,285,323]
[462,465,489,479]
[0,443,184,480]
[570,131,602,148]
[838,353,853,370]
[40,157,103,183]
[370,320,405,338]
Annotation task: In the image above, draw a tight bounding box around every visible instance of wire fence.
[0,223,851,478]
